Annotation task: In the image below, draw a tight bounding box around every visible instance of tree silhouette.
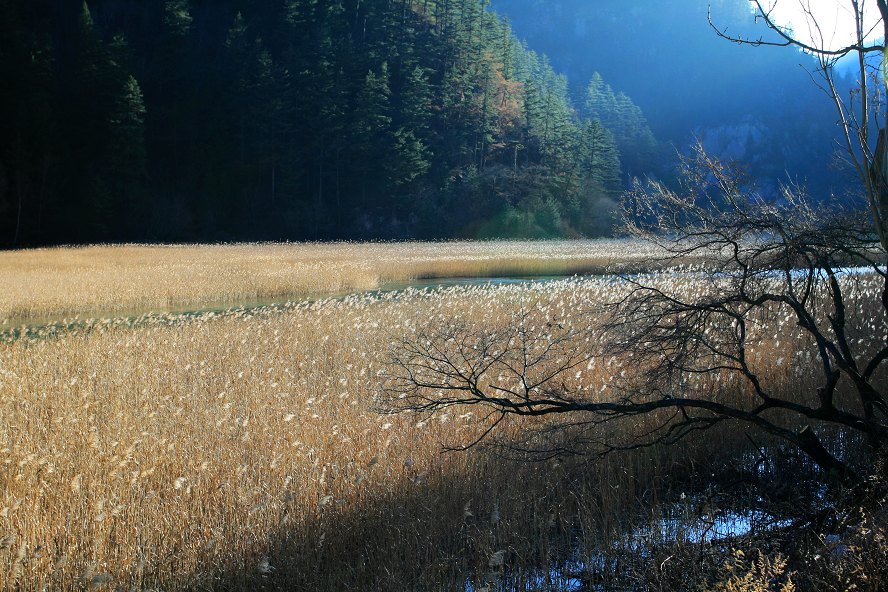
[385,144,886,479]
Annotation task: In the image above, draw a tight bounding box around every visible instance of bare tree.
[709,0,888,253]
[384,144,887,478]
[613,146,887,475]
[383,2,888,480]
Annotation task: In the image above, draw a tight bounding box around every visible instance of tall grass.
[3,266,879,591]
[0,240,663,324]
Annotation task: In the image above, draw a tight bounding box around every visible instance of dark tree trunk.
[870,129,888,252]
[797,425,854,481]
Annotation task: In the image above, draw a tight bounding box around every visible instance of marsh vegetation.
[1,241,884,591]
[0,240,661,325]
[4,0,888,588]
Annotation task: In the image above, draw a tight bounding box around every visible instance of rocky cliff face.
[698,117,768,163]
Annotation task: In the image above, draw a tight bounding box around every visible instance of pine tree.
[580,119,621,195]
[222,13,292,233]
[399,65,434,143]
[613,91,658,179]
[388,127,431,188]
[285,0,318,30]
[521,78,545,162]
[585,73,659,181]
[73,2,121,239]
[358,63,394,145]
[152,0,194,206]
[352,62,394,205]
[163,0,193,39]
[104,74,147,235]
[108,75,147,178]
[585,72,617,124]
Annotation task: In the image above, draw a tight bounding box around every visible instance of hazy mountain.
[490,0,850,197]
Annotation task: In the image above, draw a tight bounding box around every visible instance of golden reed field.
[0,241,662,325]
[0,241,883,590]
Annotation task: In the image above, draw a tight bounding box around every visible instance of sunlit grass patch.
[0,239,662,323]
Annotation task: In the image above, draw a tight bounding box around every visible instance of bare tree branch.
[711,0,888,253]
[708,1,885,57]
[382,146,886,481]
[382,2,888,487]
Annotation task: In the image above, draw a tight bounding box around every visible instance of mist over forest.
[0,0,856,246]
[490,0,853,194]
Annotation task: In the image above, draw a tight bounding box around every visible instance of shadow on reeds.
[164,427,839,592]
[171,451,597,591]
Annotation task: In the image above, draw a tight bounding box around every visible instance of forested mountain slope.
[490,0,849,199]
[0,0,658,245]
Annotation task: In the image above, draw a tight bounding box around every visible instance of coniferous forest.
[0,0,664,246]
